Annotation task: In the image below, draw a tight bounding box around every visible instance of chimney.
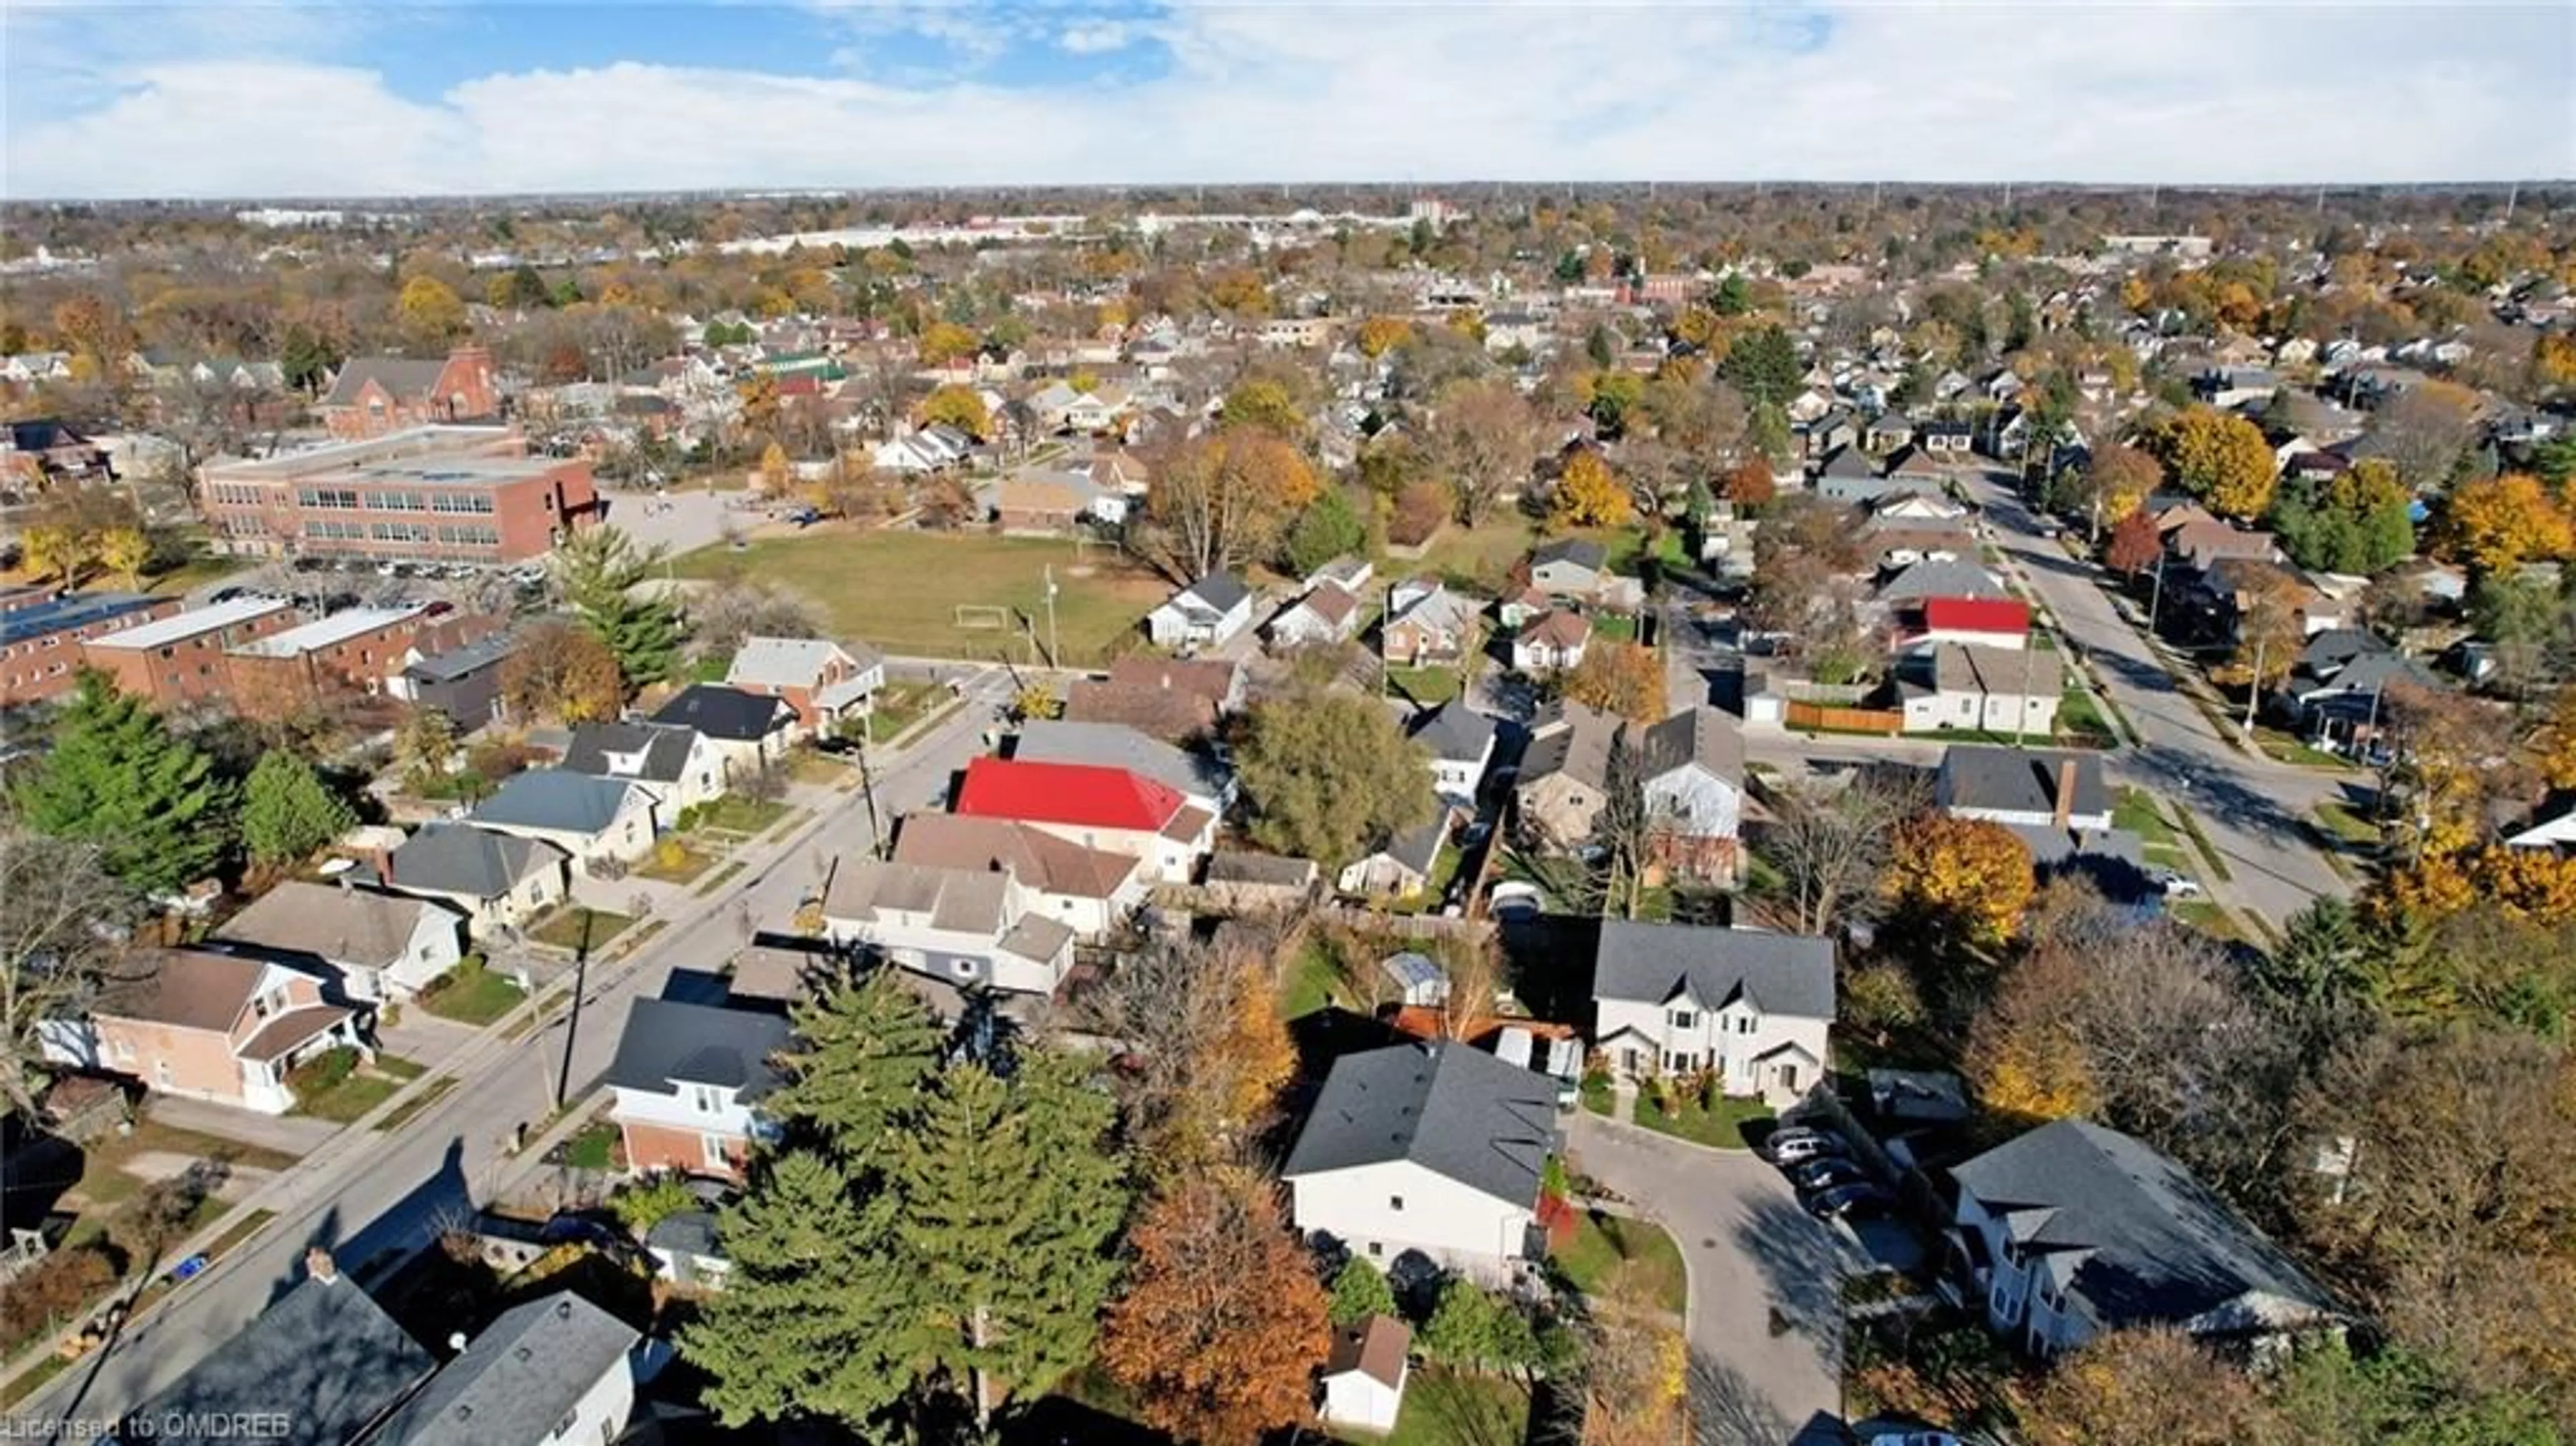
[2051,757,2078,830]
[306,1245,340,1284]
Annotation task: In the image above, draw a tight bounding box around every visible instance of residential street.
[1959,471,2353,929]
[1564,1113,1854,1446]
[21,667,1019,1431]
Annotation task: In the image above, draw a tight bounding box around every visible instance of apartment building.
[0,592,180,706]
[78,596,301,707]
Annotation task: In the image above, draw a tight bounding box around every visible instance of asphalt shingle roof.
[370,1292,637,1446]
[1410,699,1497,765]
[561,722,700,785]
[603,997,790,1098]
[215,883,456,970]
[138,1270,431,1446]
[1938,746,2108,820]
[385,825,564,901]
[650,685,796,742]
[1284,1040,1560,1207]
[468,769,644,836]
[1592,920,1836,1019]
[1012,718,1228,801]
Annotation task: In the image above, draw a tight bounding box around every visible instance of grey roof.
[825,858,1009,932]
[1593,920,1836,1019]
[1532,537,1607,573]
[1931,644,2065,700]
[138,1271,431,1446]
[1819,445,1878,480]
[1376,808,1452,877]
[371,1292,638,1446]
[2002,824,2147,874]
[1013,718,1228,801]
[645,1209,721,1259]
[469,769,645,836]
[1380,951,1445,992]
[604,997,790,1098]
[727,635,879,689]
[1204,851,1317,886]
[215,882,457,971]
[386,825,566,900]
[322,355,448,408]
[650,685,795,742]
[1284,1040,1560,1207]
[1632,707,1744,785]
[1938,746,2108,820]
[1519,699,1622,791]
[1182,570,1251,612]
[402,628,519,683]
[1410,699,1497,765]
[561,722,699,785]
[1952,1119,2339,1332]
[1878,558,2006,602]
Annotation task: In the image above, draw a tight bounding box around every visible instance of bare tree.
[1427,378,1539,526]
[1,828,145,1117]
[1753,770,1923,935]
[690,577,828,659]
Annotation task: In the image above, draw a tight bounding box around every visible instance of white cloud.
[6,2,2571,197]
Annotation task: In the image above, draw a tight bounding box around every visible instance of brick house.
[78,596,303,707]
[317,346,500,440]
[0,592,180,707]
[604,997,790,1182]
[723,636,885,735]
[225,604,433,719]
[48,950,363,1115]
[197,426,600,567]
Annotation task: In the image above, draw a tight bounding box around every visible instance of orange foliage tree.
[1550,449,1632,529]
[1718,455,1776,506]
[1562,641,1666,724]
[2436,471,2575,573]
[1884,814,2035,947]
[499,620,623,724]
[1101,1167,1329,1445]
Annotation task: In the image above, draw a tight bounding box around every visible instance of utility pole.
[1043,563,1060,670]
[549,907,595,1112]
[2014,642,2035,749]
[856,731,885,859]
[2243,632,2268,735]
[2147,549,2169,634]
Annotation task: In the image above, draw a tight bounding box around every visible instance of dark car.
[1806,1183,1895,1219]
[1790,1158,1870,1193]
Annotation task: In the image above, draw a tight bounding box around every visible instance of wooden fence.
[1783,700,1905,735]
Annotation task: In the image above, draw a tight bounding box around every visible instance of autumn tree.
[1550,449,1631,529]
[916,383,991,439]
[2017,1328,2273,1446]
[1574,1262,1686,1446]
[2369,379,2482,490]
[1355,315,1412,358]
[1717,455,1775,506]
[396,275,466,345]
[1219,377,1306,439]
[0,828,141,1117]
[2434,471,2575,573]
[1965,944,2099,1125]
[1237,684,1435,868]
[2228,567,2311,689]
[97,526,152,589]
[1562,641,1666,724]
[2152,404,2276,518]
[2103,507,2163,580]
[916,321,977,366]
[1102,1168,1330,1445]
[1076,930,1296,1178]
[498,620,623,724]
[1428,378,1539,526]
[2070,442,2161,539]
[2268,458,2414,575]
[1755,771,1921,934]
[1144,429,1321,578]
[1283,486,1366,577]
[1884,814,2035,949]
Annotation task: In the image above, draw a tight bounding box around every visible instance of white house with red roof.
[1902,596,2031,653]
[951,756,1216,883]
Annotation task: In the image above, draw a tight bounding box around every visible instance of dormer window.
[691,1085,722,1113]
[1667,1009,1697,1030]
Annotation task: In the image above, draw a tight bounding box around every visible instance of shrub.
[0,1245,117,1349]
[611,1175,698,1233]
[653,836,688,871]
[285,1046,360,1099]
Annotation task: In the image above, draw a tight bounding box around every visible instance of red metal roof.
[1921,596,2031,634]
[953,757,1185,833]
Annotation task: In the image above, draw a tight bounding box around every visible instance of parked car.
[1867,1433,1964,1446]
[1790,1158,1870,1192]
[1768,1134,1847,1166]
[1806,1182,1894,1219]
[1762,1125,1838,1157]
[2153,871,2205,899]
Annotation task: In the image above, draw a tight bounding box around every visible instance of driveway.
[1567,1113,1856,1446]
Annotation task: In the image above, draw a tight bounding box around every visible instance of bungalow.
[1381,579,1481,667]
[996,476,1087,535]
[1862,414,1916,453]
[1859,518,1974,571]
[650,685,800,779]
[2167,518,2284,575]
[1512,608,1592,673]
[1937,746,2112,832]
[561,721,729,814]
[1283,1040,1562,1280]
[1876,557,2006,605]
[466,769,663,869]
[1144,571,1256,651]
[1947,1119,2341,1357]
[379,824,571,937]
[1901,645,2065,736]
[820,857,1079,996]
[58,950,363,1115]
[1815,446,1896,505]
[1907,596,2032,652]
[1885,445,1948,491]
[211,881,467,1003]
[1529,538,1609,599]
[1412,699,1498,807]
[1268,581,1365,649]
[952,756,1216,883]
[725,636,885,734]
[890,812,1147,939]
[1063,657,1243,742]
[1590,920,1835,1105]
[2273,630,2440,750]
[1338,807,1459,900]
[1010,716,1232,812]
[604,996,790,1181]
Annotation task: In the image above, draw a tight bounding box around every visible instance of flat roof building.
[80,596,301,706]
[198,426,601,566]
[0,591,180,706]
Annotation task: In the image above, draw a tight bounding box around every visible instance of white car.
[2153,871,2206,899]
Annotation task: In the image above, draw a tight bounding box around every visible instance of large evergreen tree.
[12,672,233,894]
[771,970,943,1168]
[551,525,684,688]
[240,749,356,867]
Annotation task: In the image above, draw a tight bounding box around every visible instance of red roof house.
[1913,596,2032,650]
[951,757,1215,883]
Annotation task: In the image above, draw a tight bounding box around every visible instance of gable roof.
[385,825,566,900]
[1410,699,1497,765]
[370,1292,638,1446]
[954,757,1186,833]
[650,684,797,741]
[401,626,519,683]
[1283,1040,1560,1207]
[468,769,647,836]
[1105,655,1239,706]
[215,883,455,970]
[1930,643,2065,700]
[727,635,875,690]
[96,949,272,1032]
[603,997,790,1098]
[1593,921,1836,1019]
[1878,559,2006,603]
[1519,699,1623,791]
[561,722,700,785]
[139,1268,432,1446]
[825,857,1012,932]
[1012,718,1228,801]
[892,813,1141,900]
[1532,537,1607,573]
[1325,1315,1412,1390]
[1939,746,2108,820]
[1953,1119,2338,1331]
[1177,570,1251,612]
[1063,678,1218,741]
[1921,596,2031,636]
[1517,609,1593,650]
[1632,707,1745,786]
[321,355,449,408]
[1387,582,1480,637]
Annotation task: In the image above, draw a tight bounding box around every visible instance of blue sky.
[4,1,2570,199]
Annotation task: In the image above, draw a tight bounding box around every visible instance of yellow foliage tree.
[1966,948,2098,1124]
[1562,641,1665,725]
[1885,814,2035,946]
[396,274,466,343]
[16,524,93,584]
[759,441,790,494]
[2475,845,2576,925]
[1550,449,1631,529]
[2152,405,2275,518]
[917,384,992,439]
[97,527,151,589]
[1013,682,1062,722]
[916,321,978,366]
[2532,331,2576,393]
[1354,316,1411,358]
[2435,471,2575,573]
[2534,684,2576,791]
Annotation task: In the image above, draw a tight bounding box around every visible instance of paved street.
[1566,1113,1854,1446]
[1959,471,2351,928]
[21,666,1018,1431]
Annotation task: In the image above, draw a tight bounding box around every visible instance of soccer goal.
[953,604,1010,632]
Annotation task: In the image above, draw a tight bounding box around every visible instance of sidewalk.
[144,1096,341,1156]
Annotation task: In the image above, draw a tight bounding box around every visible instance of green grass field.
[1359,1369,1532,1446]
[1555,1211,1689,1316]
[417,958,527,1025]
[672,530,1168,664]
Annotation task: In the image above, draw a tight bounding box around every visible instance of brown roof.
[727,944,822,1005]
[237,1003,356,1062]
[1325,1315,1411,1389]
[1521,610,1591,649]
[1106,656,1237,707]
[215,882,452,970]
[1064,679,1217,742]
[1161,805,1215,843]
[1299,583,1360,625]
[2171,519,2281,569]
[998,479,1083,514]
[95,950,268,1032]
[891,813,1140,899]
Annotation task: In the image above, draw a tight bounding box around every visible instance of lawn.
[1635,1087,1773,1150]
[2112,787,2192,873]
[635,842,719,883]
[563,1119,621,1171]
[671,531,1167,665]
[1555,1210,1689,1317]
[1592,612,1639,643]
[1579,1072,1614,1116]
[2313,799,2382,847]
[2168,899,2249,942]
[2171,805,2237,883]
[690,795,793,836]
[142,552,251,596]
[1404,519,1543,591]
[2055,679,2117,744]
[2255,726,2350,769]
[693,859,749,897]
[1359,1368,1532,1446]
[1281,938,1344,1019]
[416,957,527,1026]
[290,1052,423,1125]
[527,907,638,952]
[857,681,957,744]
[65,1120,297,1210]
[1385,665,1462,705]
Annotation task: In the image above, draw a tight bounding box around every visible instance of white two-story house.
[1283,1041,1562,1283]
[1947,1119,2343,1359]
[819,856,1079,997]
[1591,921,1835,1105]
[603,997,791,1182]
